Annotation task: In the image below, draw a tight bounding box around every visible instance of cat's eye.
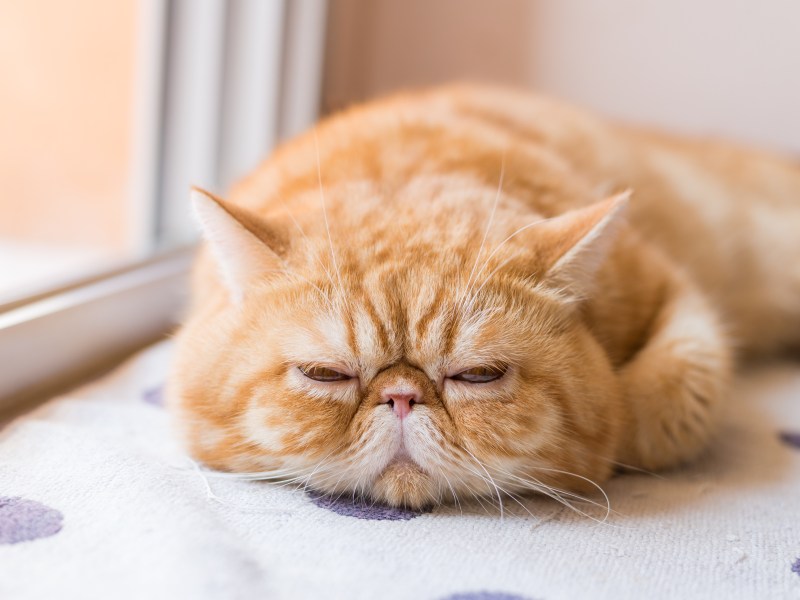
[298,365,353,382]
[450,365,507,383]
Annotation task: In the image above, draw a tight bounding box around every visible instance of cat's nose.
[380,388,422,419]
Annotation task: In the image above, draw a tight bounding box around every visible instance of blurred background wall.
[323,0,800,155]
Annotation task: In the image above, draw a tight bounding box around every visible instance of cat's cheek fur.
[532,338,622,491]
[437,325,623,497]
[168,301,354,474]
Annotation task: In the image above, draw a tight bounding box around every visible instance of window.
[0,0,328,407]
[0,1,139,301]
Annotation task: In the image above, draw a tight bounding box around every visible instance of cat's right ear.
[528,192,630,300]
[191,187,284,304]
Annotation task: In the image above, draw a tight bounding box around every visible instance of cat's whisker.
[481,216,551,271]
[516,477,612,513]
[457,447,507,519]
[442,462,494,514]
[187,459,297,513]
[459,215,549,313]
[313,128,348,308]
[278,203,339,294]
[199,468,312,481]
[492,469,615,517]
[603,458,667,479]
[484,462,609,509]
[452,456,608,523]
[365,480,381,508]
[254,469,332,486]
[462,256,516,316]
[279,270,336,311]
[258,446,350,496]
[301,445,346,494]
[297,468,347,494]
[435,466,464,516]
[525,465,613,525]
[455,461,543,519]
[270,475,326,489]
[200,449,346,491]
[266,468,350,495]
[351,467,367,504]
[465,485,494,516]
[501,488,539,520]
[238,266,334,311]
[528,466,611,505]
[490,472,611,525]
[325,463,358,505]
[462,150,506,300]
[464,462,505,519]
[434,478,445,507]
[471,471,540,519]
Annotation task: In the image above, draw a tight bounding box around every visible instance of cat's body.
[169,85,800,508]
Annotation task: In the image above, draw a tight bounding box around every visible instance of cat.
[167,84,800,510]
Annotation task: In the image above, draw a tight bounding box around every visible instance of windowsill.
[0,246,193,414]
[0,238,124,305]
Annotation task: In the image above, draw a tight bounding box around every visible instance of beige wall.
[323,0,535,111]
[324,0,800,155]
[0,0,138,251]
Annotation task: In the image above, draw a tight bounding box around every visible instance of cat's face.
[170,180,627,508]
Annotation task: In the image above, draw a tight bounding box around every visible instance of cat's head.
[169,178,628,508]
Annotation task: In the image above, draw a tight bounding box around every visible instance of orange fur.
[167,84,800,508]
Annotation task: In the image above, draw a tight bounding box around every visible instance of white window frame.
[0,0,328,411]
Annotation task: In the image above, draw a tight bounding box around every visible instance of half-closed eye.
[298,365,354,382]
[449,364,507,384]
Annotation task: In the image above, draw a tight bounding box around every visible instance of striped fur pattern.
[168,85,800,509]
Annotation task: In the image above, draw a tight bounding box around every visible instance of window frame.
[0,0,328,414]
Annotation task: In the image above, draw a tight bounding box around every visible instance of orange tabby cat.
[167,84,800,509]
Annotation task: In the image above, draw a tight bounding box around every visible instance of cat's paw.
[616,288,732,471]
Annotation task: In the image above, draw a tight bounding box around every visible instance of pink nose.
[380,389,421,419]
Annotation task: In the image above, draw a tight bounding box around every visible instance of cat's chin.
[370,458,436,509]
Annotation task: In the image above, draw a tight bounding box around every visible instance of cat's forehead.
[276,177,544,375]
[293,262,513,380]
[287,176,526,255]
[359,266,457,367]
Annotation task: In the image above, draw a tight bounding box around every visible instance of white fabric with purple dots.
[1,341,800,600]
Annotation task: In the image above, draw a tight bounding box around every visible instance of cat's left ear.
[191,187,285,303]
[530,191,630,299]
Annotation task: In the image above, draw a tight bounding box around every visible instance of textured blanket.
[1,341,799,599]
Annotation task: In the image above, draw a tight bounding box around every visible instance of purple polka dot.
[792,557,800,576]
[440,593,533,600]
[142,385,164,407]
[0,497,63,544]
[308,491,429,521]
[779,431,800,449]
